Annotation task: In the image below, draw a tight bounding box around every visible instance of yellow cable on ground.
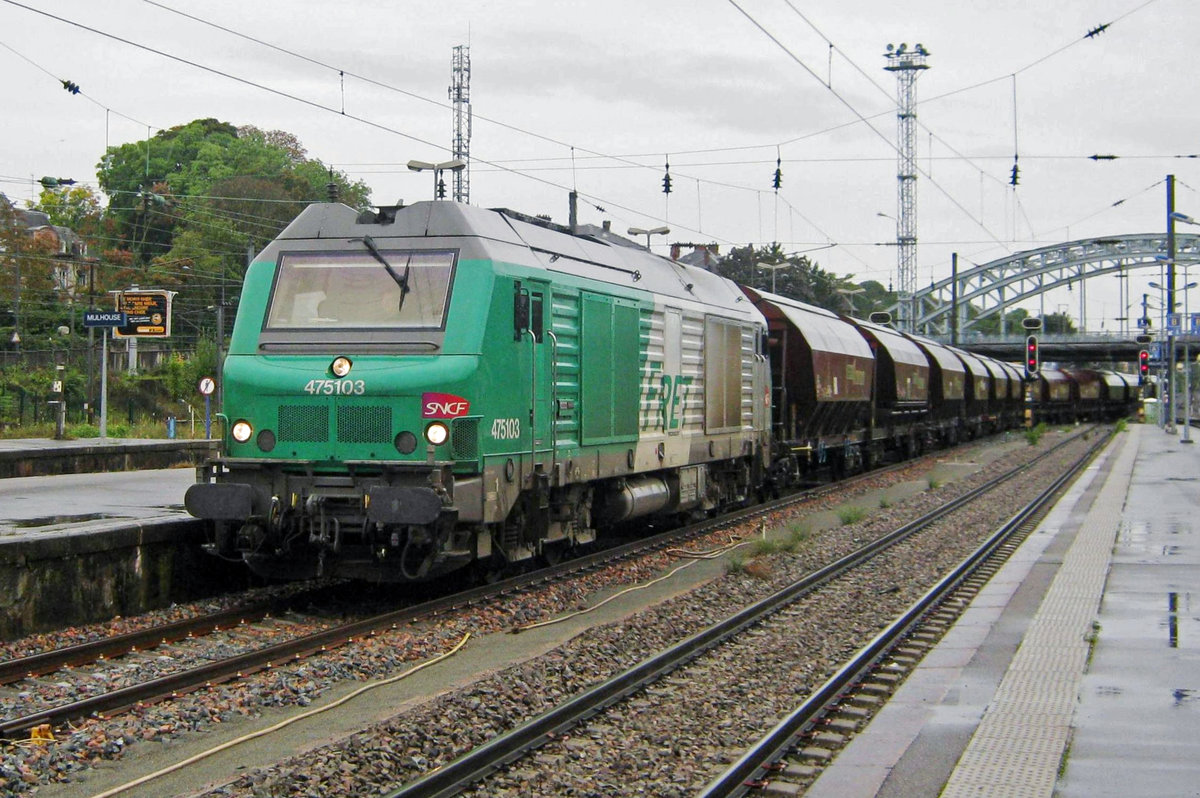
[86,632,472,798]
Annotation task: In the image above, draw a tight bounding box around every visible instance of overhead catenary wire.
[0,0,1176,277]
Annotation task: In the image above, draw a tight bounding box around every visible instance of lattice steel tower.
[449,44,472,203]
[884,42,929,331]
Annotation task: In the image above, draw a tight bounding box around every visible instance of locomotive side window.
[265,250,457,330]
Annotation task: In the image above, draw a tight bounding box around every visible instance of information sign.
[114,290,174,338]
[83,311,127,328]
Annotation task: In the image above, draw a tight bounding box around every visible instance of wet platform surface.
[0,436,214,478]
[0,467,195,537]
[806,423,1200,798]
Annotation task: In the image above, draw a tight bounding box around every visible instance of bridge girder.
[906,233,1200,333]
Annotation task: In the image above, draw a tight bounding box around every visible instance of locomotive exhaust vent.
[279,405,329,442]
[337,406,392,443]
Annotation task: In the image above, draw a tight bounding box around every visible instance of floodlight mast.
[884,42,930,333]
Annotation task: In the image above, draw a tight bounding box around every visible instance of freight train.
[184,201,1138,582]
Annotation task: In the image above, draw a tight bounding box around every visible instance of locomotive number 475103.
[303,379,366,396]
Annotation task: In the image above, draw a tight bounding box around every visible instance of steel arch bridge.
[905,233,1200,335]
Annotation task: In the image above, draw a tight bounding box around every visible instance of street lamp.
[757,261,790,294]
[407,159,466,200]
[627,226,669,250]
[836,286,866,315]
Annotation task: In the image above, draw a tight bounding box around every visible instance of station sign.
[113,290,174,338]
[83,311,127,328]
[1167,313,1182,334]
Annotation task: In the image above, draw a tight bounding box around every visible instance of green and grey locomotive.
[185,201,771,582]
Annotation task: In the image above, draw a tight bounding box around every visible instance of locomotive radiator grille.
[451,417,479,460]
[278,405,329,442]
[337,405,392,443]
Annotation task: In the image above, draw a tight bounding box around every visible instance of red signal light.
[1139,349,1149,384]
[1024,335,1039,378]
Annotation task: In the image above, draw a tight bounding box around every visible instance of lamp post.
[1166,207,1200,437]
[756,261,790,294]
[1150,278,1173,429]
[1180,273,1197,443]
[407,159,466,200]
[836,286,866,315]
[628,226,670,251]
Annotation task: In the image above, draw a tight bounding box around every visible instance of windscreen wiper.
[360,235,413,313]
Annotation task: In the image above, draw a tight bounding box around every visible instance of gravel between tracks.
[187,430,1098,798]
[0,431,1086,796]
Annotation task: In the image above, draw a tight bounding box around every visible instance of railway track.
[379,428,1108,798]
[0,438,966,741]
[696,431,1102,797]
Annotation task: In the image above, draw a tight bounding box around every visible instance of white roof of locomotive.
[272,201,761,323]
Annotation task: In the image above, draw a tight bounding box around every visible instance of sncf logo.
[422,392,470,419]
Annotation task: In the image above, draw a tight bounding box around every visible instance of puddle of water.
[1168,592,1180,648]
[12,513,116,528]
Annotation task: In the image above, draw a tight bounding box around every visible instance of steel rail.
[0,601,280,686]
[696,430,1110,798]
[384,429,1103,798]
[0,440,943,740]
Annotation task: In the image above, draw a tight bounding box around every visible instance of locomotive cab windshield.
[263,249,457,332]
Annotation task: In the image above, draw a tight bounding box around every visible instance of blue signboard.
[1191,313,1200,334]
[1167,313,1182,334]
[83,311,127,328]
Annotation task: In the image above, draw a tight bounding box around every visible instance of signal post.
[1022,317,1042,428]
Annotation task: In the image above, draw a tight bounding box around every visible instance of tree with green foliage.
[31,184,103,231]
[713,242,863,313]
[96,118,369,264]
[94,118,371,345]
[0,198,62,349]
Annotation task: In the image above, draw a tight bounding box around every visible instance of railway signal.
[1139,349,1150,384]
[1025,335,1039,379]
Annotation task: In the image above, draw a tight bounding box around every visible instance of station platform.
[0,462,209,637]
[805,422,1199,798]
[0,436,215,478]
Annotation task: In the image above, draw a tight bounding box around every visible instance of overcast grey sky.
[1,0,1195,328]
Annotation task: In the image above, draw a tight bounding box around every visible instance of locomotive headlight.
[424,421,450,446]
[231,420,254,443]
[330,356,353,377]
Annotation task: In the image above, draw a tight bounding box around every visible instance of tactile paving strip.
[939,428,1139,798]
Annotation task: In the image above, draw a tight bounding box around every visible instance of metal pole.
[1183,266,1193,443]
[100,327,108,439]
[950,252,959,346]
[1183,341,1192,442]
[1167,174,1177,433]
